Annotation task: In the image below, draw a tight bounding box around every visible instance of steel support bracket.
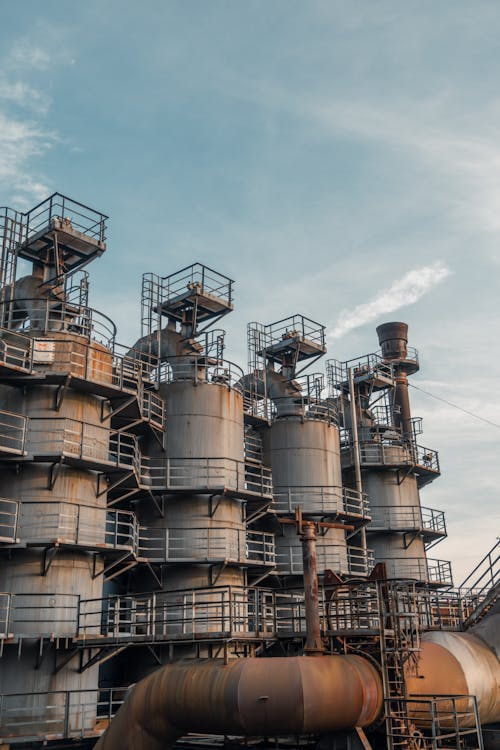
[41,545,58,576]
[54,647,79,674]
[210,561,228,586]
[79,644,128,673]
[48,460,63,490]
[54,375,71,412]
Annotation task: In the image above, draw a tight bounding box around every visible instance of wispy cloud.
[0,29,68,206]
[0,113,55,206]
[329,261,451,340]
[9,43,52,71]
[0,80,50,115]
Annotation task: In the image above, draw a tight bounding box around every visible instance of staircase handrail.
[458,539,499,600]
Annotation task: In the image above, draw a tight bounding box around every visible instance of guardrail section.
[273,486,369,520]
[0,498,19,542]
[27,419,140,472]
[137,527,275,566]
[141,456,273,498]
[16,502,138,553]
[275,543,374,577]
[0,409,27,456]
[0,687,125,743]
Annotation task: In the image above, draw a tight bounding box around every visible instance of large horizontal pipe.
[94,655,384,750]
[96,615,500,749]
[407,617,500,727]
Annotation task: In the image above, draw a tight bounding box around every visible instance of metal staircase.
[459,539,499,628]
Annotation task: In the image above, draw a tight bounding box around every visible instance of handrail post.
[63,690,70,738]
[348,367,366,553]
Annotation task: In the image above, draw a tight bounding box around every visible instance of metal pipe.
[348,367,366,551]
[376,322,415,443]
[94,655,384,750]
[95,615,500,750]
[407,618,500,727]
[301,521,323,655]
[394,373,413,444]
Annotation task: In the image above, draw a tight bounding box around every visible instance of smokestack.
[376,321,408,361]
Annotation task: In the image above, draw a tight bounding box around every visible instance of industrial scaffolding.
[0,193,498,750]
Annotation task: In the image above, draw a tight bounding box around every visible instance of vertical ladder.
[377,581,421,750]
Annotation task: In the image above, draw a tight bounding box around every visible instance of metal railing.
[458,539,499,625]
[341,436,440,475]
[16,502,139,553]
[275,543,373,577]
[270,395,338,424]
[391,695,483,750]
[0,328,33,372]
[369,505,446,536]
[0,498,19,542]
[1,580,486,647]
[9,298,116,348]
[78,585,307,642]
[414,444,440,473]
[428,559,453,587]
[416,588,465,630]
[244,429,263,464]
[76,580,485,645]
[325,579,421,634]
[137,526,275,566]
[0,207,24,287]
[21,192,107,246]
[140,455,273,497]
[0,592,11,635]
[159,355,244,389]
[382,557,453,587]
[27,336,157,389]
[20,337,164,428]
[249,315,326,356]
[327,352,394,392]
[0,409,27,456]
[1,593,80,637]
[243,390,271,423]
[273,485,369,519]
[140,389,164,429]
[0,686,125,743]
[152,263,233,312]
[27,418,140,473]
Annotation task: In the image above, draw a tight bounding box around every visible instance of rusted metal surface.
[94,655,384,750]
[301,521,323,655]
[376,322,409,361]
[407,625,500,726]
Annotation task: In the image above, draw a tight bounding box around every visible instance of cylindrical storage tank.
[263,419,342,512]
[0,384,108,628]
[164,380,245,487]
[263,418,350,577]
[364,471,428,581]
[132,378,247,638]
[0,331,112,732]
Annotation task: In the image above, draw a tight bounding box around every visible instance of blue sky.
[1,1,499,580]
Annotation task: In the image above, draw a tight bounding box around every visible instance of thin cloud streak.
[0,113,54,205]
[329,261,451,340]
[0,33,65,205]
